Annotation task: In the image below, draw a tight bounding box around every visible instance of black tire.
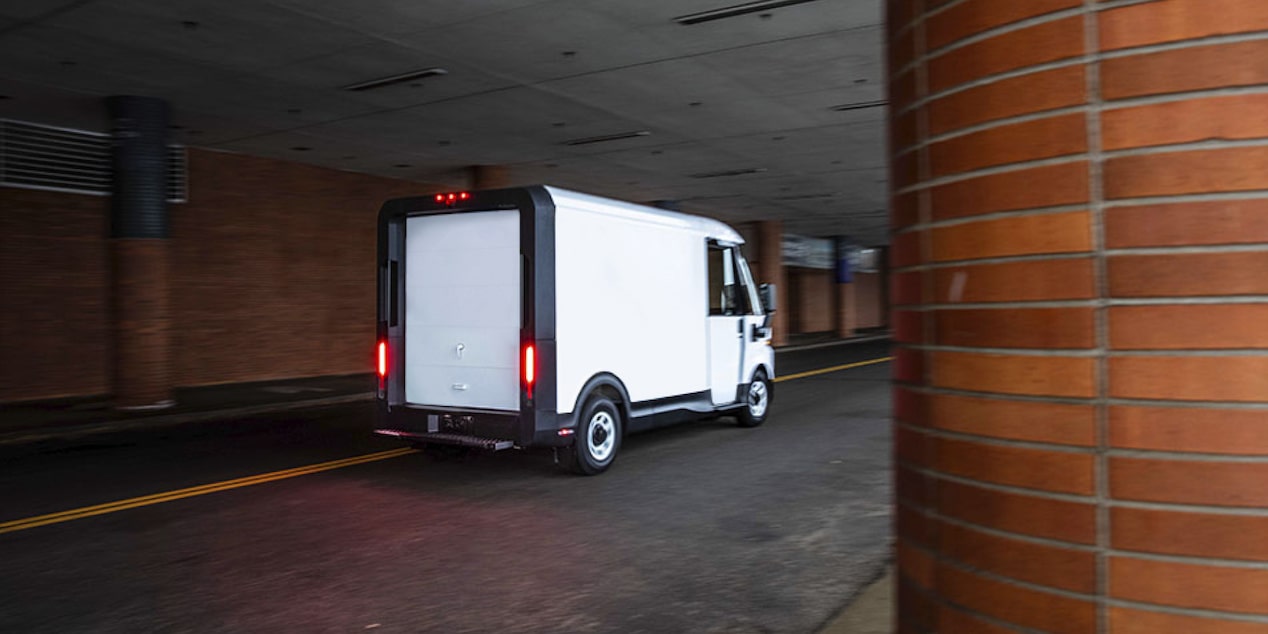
[558,396,623,475]
[736,370,772,428]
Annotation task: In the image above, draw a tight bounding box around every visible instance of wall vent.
[0,118,188,203]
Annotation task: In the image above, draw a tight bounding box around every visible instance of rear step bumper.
[375,428,515,451]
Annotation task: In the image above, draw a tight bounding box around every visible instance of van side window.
[708,244,748,315]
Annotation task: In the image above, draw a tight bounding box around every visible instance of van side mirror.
[759,283,777,314]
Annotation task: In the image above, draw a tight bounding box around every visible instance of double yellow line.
[0,447,416,535]
[0,356,892,536]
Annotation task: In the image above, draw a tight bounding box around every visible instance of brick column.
[755,220,788,346]
[889,1,1268,632]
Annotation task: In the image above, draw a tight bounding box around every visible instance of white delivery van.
[374,186,776,474]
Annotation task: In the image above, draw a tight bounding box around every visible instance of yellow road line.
[0,447,417,535]
[774,356,893,383]
[1,355,892,536]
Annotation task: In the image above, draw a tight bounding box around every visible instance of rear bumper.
[375,401,573,448]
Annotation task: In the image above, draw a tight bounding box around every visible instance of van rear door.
[404,210,521,411]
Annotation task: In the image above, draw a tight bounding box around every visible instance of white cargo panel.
[554,201,709,411]
[405,210,521,411]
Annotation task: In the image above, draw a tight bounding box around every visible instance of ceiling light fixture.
[690,167,768,179]
[674,0,820,25]
[341,67,448,92]
[562,130,651,146]
[830,99,888,112]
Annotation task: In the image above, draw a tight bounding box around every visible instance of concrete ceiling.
[0,0,889,243]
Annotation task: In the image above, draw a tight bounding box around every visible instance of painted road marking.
[1,356,893,535]
[0,447,417,535]
[774,356,893,383]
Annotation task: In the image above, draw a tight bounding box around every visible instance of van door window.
[707,244,740,315]
[735,253,761,316]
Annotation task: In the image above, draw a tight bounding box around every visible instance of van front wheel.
[559,396,623,475]
[736,371,771,428]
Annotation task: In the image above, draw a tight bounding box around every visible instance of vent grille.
[0,118,188,203]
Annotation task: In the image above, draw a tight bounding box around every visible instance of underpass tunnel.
[887,0,1268,631]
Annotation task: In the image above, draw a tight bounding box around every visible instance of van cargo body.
[375,186,775,473]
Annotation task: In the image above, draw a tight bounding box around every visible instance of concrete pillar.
[107,96,172,410]
[755,220,788,346]
[834,238,857,338]
[889,1,1268,631]
[468,165,510,190]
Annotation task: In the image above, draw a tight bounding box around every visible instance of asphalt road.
[0,340,893,633]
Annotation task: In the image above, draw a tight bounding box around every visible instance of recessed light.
[341,67,448,92]
[552,121,567,128]
[59,60,77,67]
[759,12,773,19]
[291,146,311,151]
[772,136,786,141]
[830,99,888,112]
[650,150,664,155]
[689,101,703,107]
[562,50,577,57]
[287,108,302,114]
[168,124,185,130]
[181,20,200,30]
[853,78,868,84]
[674,0,820,25]
[830,160,842,165]
[395,163,412,168]
[438,140,451,146]
[562,130,651,146]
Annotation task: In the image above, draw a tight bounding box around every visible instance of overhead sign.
[782,234,834,269]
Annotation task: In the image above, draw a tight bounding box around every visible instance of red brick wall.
[889,0,1268,630]
[171,149,433,386]
[1,149,437,402]
[0,188,109,401]
[790,268,833,333]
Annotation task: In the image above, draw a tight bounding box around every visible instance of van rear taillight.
[378,341,388,378]
[524,344,535,397]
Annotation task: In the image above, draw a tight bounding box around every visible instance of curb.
[0,393,374,447]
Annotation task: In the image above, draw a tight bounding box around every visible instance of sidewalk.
[819,567,894,633]
[0,373,375,446]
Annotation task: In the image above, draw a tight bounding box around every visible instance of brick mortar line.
[896,30,1268,119]
[1099,29,1268,60]
[900,458,1268,517]
[893,190,1268,236]
[893,84,1268,157]
[903,383,1268,410]
[1104,244,1268,255]
[1104,190,1268,206]
[893,297,1268,310]
[894,154,1087,195]
[901,422,1268,461]
[903,498,1268,569]
[892,204,1089,235]
[893,251,1093,272]
[904,529,1268,621]
[897,498,1100,552]
[895,568,1052,634]
[894,57,1086,117]
[899,459,1099,503]
[923,7,1087,63]
[897,420,1097,453]
[913,346,1268,359]
[1104,599,1268,624]
[1102,84,1268,109]
[897,136,1268,196]
[1102,136,1268,158]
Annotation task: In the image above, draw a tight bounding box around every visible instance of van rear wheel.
[736,370,771,428]
[558,396,622,475]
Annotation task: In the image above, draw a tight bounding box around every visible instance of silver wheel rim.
[587,410,616,462]
[748,380,768,419]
